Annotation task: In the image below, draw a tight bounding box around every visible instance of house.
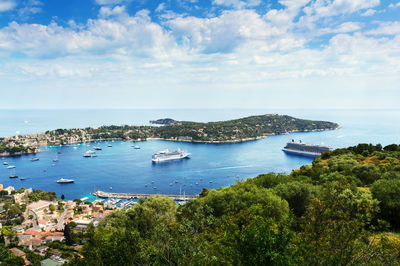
[23,237,43,250]
[28,200,57,213]
[36,246,49,255]
[74,219,93,230]
[45,235,65,242]
[37,219,48,229]
[10,247,26,257]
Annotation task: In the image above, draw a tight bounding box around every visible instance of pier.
[93,190,198,201]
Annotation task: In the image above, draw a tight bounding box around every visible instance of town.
[0,184,117,265]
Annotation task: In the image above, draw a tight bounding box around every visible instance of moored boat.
[7,165,15,169]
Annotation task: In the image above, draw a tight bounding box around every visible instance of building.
[28,200,58,213]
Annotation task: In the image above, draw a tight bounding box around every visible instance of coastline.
[0,127,339,157]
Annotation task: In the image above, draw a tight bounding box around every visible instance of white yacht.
[56,178,74,183]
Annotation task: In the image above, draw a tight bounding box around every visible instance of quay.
[93,190,198,201]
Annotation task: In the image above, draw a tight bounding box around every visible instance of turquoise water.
[0,109,399,200]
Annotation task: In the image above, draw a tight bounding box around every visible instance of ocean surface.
[0,109,399,200]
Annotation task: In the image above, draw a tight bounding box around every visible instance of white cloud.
[303,0,380,18]
[212,0,261,9]
[319,22,362,35]
[388,2,400,8]
[0,9,175,59]
[361,9,376,16]
[366,21,400,35]
[95,0,130,6]
[99,5,127,18]
[18,0,43,19]
[167,9,287,53]
[155,3,165,12]
[0,0,17,12]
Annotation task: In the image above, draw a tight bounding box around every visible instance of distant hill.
[149,118,180,125]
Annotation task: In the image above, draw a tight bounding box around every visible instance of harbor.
[93,190,198,202]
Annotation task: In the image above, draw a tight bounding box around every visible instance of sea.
[0,109,399,200]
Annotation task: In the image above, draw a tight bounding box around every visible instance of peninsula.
[0,114,339,156]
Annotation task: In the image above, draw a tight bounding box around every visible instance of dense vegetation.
[27,189,58,203]
[67,143,400,265]
[152,114,338,142]
[0,141,33,155]
[45,114,339,144]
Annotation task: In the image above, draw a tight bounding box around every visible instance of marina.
[94,190,198,201]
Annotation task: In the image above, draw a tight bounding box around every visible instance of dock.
[93,190,198,201]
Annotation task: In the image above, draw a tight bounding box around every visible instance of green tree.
[295,181,379,265]
[371,178,400,228]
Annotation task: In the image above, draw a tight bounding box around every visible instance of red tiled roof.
[10,247,26,257]
[38,219,47,224]
[24,230,41,236]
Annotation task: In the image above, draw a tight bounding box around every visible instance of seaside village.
[0,183,116,265]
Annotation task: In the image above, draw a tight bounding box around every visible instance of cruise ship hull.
[282,148,321,157]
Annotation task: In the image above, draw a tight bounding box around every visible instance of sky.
[0,0,399,109]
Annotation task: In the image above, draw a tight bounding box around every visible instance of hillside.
[66,143,400,265]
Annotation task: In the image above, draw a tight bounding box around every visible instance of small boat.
[85,150,96,154]
[109,187,112,190]
[20,177,26,180]
[153,187,157,189]
[53,158,59,162]
[107,145,112,147]
[9,175,18,178]
[92,154,97,157]
[51,164,56,167]
[7,165,15,169]
[93,147,102,151]
[3,162,8,165]
[145,184,148,187]
[43,169,47,172]
[56,178,74,183]
[83,154,91,158]
[133,146,140,149]
[31,158,39,161]
[169,183,173,186]
[209,181,213,183]
[57,152,62,154]
[73,146,78,150]
[195,182,199,185]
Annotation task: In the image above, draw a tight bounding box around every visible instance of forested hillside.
[68,144,400,265]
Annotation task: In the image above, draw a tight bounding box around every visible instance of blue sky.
[0,0,399,109]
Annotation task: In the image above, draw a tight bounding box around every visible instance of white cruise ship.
[282,140,333,157]
[152,149,190,162]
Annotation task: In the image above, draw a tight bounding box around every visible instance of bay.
[0,108,399,200]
